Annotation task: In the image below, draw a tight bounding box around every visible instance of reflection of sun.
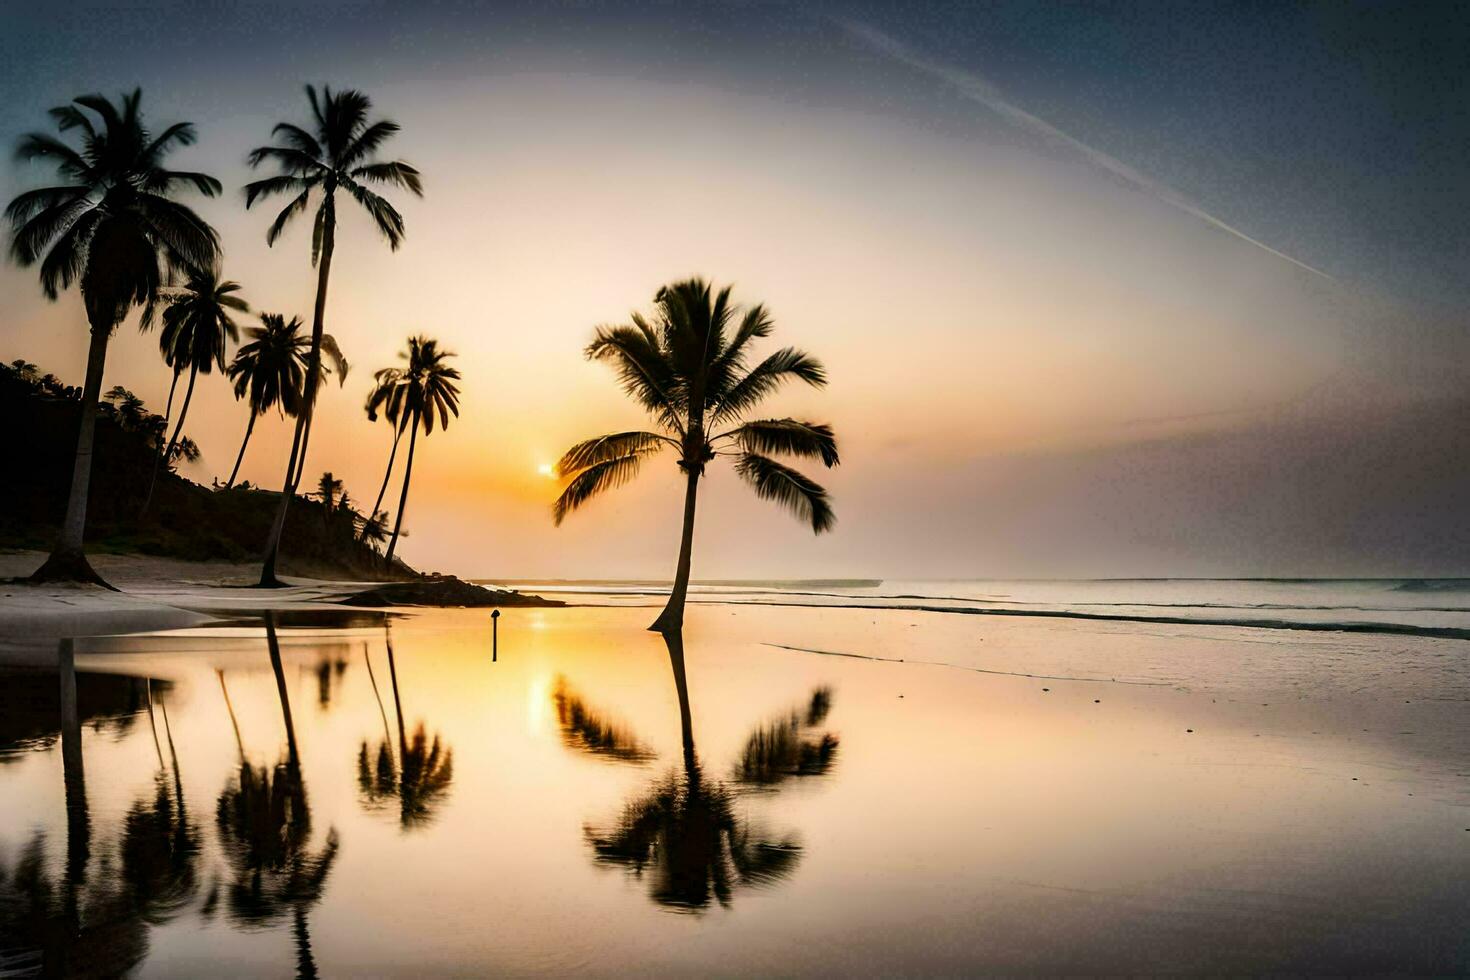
[537,463,554,478]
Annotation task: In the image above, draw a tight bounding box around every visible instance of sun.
[537,463,555,478]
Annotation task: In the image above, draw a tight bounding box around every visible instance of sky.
[3,0,1469,579]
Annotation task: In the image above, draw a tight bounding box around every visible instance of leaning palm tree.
[6,89,220,583]
[244,85,422,587]
[360,366,407,543]
[553,279,839,631]
[223,312,309,488]
[142,266,247,512]
[383,337,460,566]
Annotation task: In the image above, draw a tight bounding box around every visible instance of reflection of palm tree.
[552,279,839,632]
[245,84,421,587]
[734,687,839,786]
[553,678,655,762]
[265,613,301,768]
[583,631,802,910]
[215,613,339,975]
[0,642,194,974]
[356,623,454,827]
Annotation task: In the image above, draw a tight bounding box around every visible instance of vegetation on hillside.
[0,361,408,578]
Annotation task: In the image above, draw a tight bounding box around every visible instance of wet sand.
[0,602,1465,974]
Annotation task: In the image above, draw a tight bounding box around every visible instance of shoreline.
[0,550,554,647]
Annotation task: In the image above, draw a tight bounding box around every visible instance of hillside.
[1,362,408,580]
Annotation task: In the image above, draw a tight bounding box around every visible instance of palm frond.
[14,132,91,179]
[340,120,401,167]
[348,160,422,196]
[725,419,839,466]
[144,121,198,158]
[712,347,827,423]
[556,431,669,477]
[270,122,323,158]
[339,179,404,248]
[8,194,92,265]
[143,169,222,197]
[734,453,835,533]
[245,144,322,176]
[320,333,349,385]
[242,174,313,208]
[265,189,311,246]
[553,453,646,525]
[585,325,684,431]
[136,193,220,273]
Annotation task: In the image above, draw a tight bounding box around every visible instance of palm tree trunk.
[225,411,258,489]
[661,630,696,772]
[58,638,90,883]
[362,422,405,542]
[363,645,394,752]
[218,669,246,762]
[383,414,418,567]
[143,363,197,514]
[149,365,182,481]
[650,467,701,632]
[385,624,407,753]
[31,320,113,586]
[266,613,301,769]
[289,409,314,490]
[146,678,166,769]
[261,197,336,587]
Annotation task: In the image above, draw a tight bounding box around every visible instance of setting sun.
[537,463,554,477]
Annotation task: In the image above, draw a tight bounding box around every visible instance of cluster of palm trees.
[6,85,451,586]
[10,87,841,624]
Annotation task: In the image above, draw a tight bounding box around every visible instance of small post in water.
[491,608,500,662]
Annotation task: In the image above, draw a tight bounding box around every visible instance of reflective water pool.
[1,606,1466,975]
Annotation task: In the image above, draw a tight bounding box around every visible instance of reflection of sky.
[4,2,1470,576]
[0,608,1465,971]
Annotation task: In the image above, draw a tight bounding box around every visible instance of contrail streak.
[843,21,1333,280]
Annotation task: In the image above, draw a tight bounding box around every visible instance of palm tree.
[224,312,309,488]
[315,471,343,523]
[361,366,407,543]
[383,337,460,566]
[244,85,422,587]
[553,279,839,632]
[6,89,220,584]
[142,266,247,512]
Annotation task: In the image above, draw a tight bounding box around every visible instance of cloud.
[841,20,1333,280]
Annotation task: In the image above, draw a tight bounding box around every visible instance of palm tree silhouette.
[315,471,343,523]
[244,85,422,587]
[554,279,839,631]
[142,266,248,512]
[361,365,408,544]
[223,312,309,488]
[5,89,220,584]
[382,336,460,567]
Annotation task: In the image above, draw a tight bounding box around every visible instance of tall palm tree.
[361,366,407,543]
[6,89,220,583]
[383,337,460,566]
[224,312,309,488]
[142,266,247,512]
[244,84,422,587]
[553,279,839,632]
